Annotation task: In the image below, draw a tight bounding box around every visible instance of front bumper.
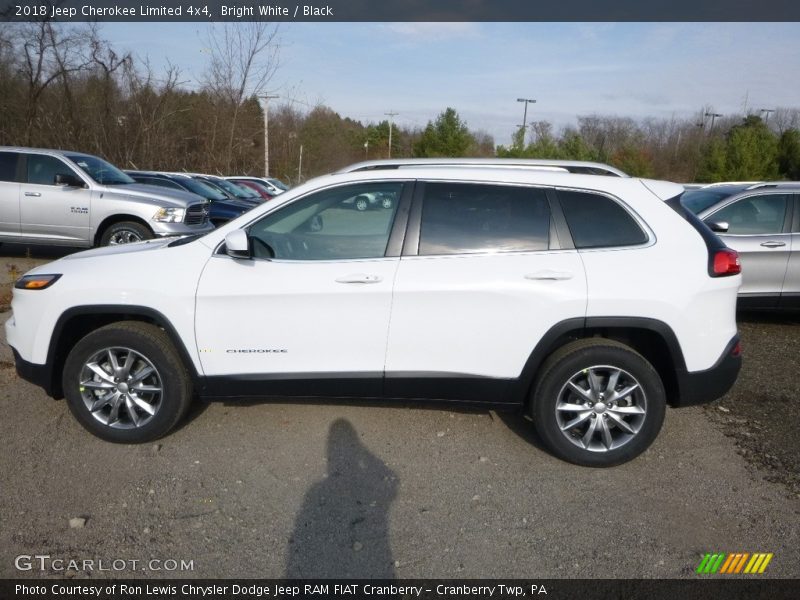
[11,347,57,397]
[152,221,214,237]
[673,335,742,407]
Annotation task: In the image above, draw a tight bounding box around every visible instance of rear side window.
[558,190,647,249]
[26,154,72,186]
[419,183,551,255]
[0,152,19,182]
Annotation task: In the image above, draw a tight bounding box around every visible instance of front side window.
[708,194,789,235]
[248,182,403,260]
[558,190,648,249]
[26,155,76,186]
[418,183,551,255]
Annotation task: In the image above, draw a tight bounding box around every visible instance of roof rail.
[335,158,629,177]
[701,181,762,188]
[745,181,800,190]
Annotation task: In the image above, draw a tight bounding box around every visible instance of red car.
[228,179,275,201]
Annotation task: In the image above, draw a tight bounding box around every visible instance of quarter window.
[0,152,19,182]
[248,182,403,260]
[418,183,551,255]
[558,190,648,249]
[708,194,789,235]
[26,155,74,186]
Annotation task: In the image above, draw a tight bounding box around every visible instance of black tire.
[99,221,153,246]
[530,338,666,467]
[62,322,193,443]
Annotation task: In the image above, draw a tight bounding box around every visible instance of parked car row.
[0,146,288,248]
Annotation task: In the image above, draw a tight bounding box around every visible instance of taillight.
[712,249,741,277]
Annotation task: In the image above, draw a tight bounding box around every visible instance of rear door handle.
[760,241,786,248]
[335,274,383,284]
[24,192,41,197]
[525,270,574,281]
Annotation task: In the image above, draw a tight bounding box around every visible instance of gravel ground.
[1,245,798,580]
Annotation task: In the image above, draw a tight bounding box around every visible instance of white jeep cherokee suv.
[5,163,743,466]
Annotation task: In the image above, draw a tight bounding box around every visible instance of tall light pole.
[760,108,775,123]
[261,94,279,177]
[385,110,398,158]
[517,98,536,146]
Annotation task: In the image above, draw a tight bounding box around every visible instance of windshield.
[213,178,259,199]
[267,178,289,191]
[681,186,750,214]
[178,177,227,201]
[65,154,135,185]
[236,180,272,195]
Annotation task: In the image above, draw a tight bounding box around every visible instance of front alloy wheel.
[79,347,163,429]
[63,322,192,443]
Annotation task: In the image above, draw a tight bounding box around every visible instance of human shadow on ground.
[285,418,398,578]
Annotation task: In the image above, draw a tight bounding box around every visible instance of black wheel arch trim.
[512,316,688,405]
[42,304,201,398]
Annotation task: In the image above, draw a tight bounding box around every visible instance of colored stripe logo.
[696,552,773,574]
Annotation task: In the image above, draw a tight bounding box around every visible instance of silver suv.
[0,147,213,246]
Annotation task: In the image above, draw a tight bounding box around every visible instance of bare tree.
[202,22,281,172]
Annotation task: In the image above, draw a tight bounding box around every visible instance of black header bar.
[3,579,800,600]
[1,0,799,22]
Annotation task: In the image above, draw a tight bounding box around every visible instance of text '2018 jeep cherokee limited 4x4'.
[5,161,743,466]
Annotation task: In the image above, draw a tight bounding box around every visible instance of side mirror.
[55,173,83,187]
[224,229,251,259]
[706,220,729,233]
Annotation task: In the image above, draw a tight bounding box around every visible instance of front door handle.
[525,270,574,281]
[760,241,786,248]
[24,192,41,197]
[335,274,383,284]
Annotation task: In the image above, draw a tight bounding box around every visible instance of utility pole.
[516,98,536,146]
[705,111,723,132]
[261,94,279,177]
[384,110,398,158]
[298,144,303,182]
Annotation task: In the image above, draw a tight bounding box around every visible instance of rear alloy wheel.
[100,221,153,246]
[63,322,192,443]
[531,339,666,467]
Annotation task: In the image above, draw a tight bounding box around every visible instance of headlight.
[15,274,62,290]
[153,207,186,223]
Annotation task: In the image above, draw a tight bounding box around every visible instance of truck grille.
[184,203,209,225]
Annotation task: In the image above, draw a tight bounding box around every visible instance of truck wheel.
[530,339,666,467]
[100,221,153,246]
[62,322,193,443]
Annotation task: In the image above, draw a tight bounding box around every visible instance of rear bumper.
[673,335,741,407]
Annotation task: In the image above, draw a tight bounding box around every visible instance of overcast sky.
[101,22,800,145]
